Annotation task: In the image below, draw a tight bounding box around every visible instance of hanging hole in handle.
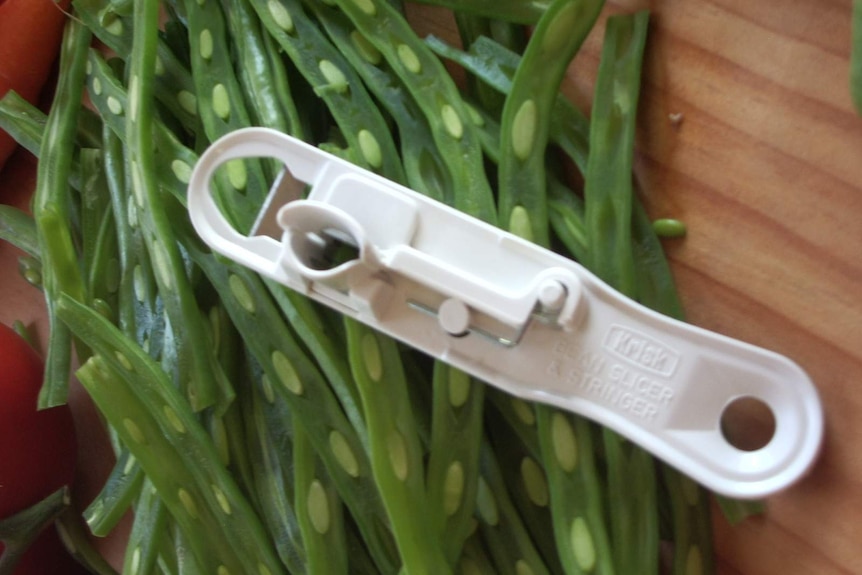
[720,396,777,452]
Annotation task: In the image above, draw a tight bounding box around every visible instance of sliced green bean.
[581,13,660,575]
[126,0,233,413]
[78,148,120,316]
[548,180,589,263]
[84,49,203,207]
[631,198,685,322]
[248,0,405,182]
[306,0,451,201]
[263,279,368,450]
[459,534,501,575]
[59,295,286,575]
[662,468,715,575]
[122,479,167,575]
[485,409,563,574]
[407,0,547,24]
[425,364,484,566]
[476,442,551,575]
[73,0,201,134]
[294,420,349,574]
[582,11,648,296]
[602,427,659,574]
[55,506,120,575]
[241,357,307,573]
[453,14,508,117]
[425,34,591,174]
[177,226,400,573]
[0,90,49,157]
[0,205,39,260]
[221,0,297,136]
[332,0,496,221]
[534,411,614,575]
[497,0,603,247]
[83,449,144,537]
[101,114,167,366]
[345,320,451,575]
[32,18,92,408]
[206,302,257,498]
[182,0,275,232]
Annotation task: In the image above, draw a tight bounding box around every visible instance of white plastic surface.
[187,127,824,499]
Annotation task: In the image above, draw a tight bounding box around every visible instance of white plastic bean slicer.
[187,127,823,499]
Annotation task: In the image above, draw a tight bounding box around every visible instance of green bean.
[32,17,92,408]
[126,0,234,413]
[58,295,286,575]
[241,357,307,573]
[580,13,660,574]
[661,468,715,575]
[248,0,406,182]
[83,449,144,537]
[55,506,120,575]
[182,0,275,232]
[177,225,400,573]
[332,0,496,221]
[221,0,298,137]
[83,49,206,208]
[306,0,451,201]
[453,14,509,117]
[534,411,614,575]
[497,0,603,247]
[631,199,685,322]
[293,421,349,574]
[476,442,552,575]
[122,479,168,575]
[424,35,591,174]
[425,364,483,566]
[0,205,39,260]
[73,0,201,135]
[548,181,589,263]
[407,0,547,24]
[484,409,563,574]
[78,148,120,316]
[602,427,659,574]
[345,319,451,574]
[100,112,168,368]
[262,279,369,449]
[0,91,48,157]
[582,11,648,296]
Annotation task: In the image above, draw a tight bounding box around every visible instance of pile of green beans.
[0,0,765,573]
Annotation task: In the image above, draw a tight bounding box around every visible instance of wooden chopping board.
[2,1,860,573]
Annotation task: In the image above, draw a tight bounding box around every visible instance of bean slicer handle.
[187,128,824,499]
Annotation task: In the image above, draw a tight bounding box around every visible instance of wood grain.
[2,1,860,573]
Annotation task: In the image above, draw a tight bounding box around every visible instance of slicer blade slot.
[252,166,310,239]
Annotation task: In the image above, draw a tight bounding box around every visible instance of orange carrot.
[0,0,71,172]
